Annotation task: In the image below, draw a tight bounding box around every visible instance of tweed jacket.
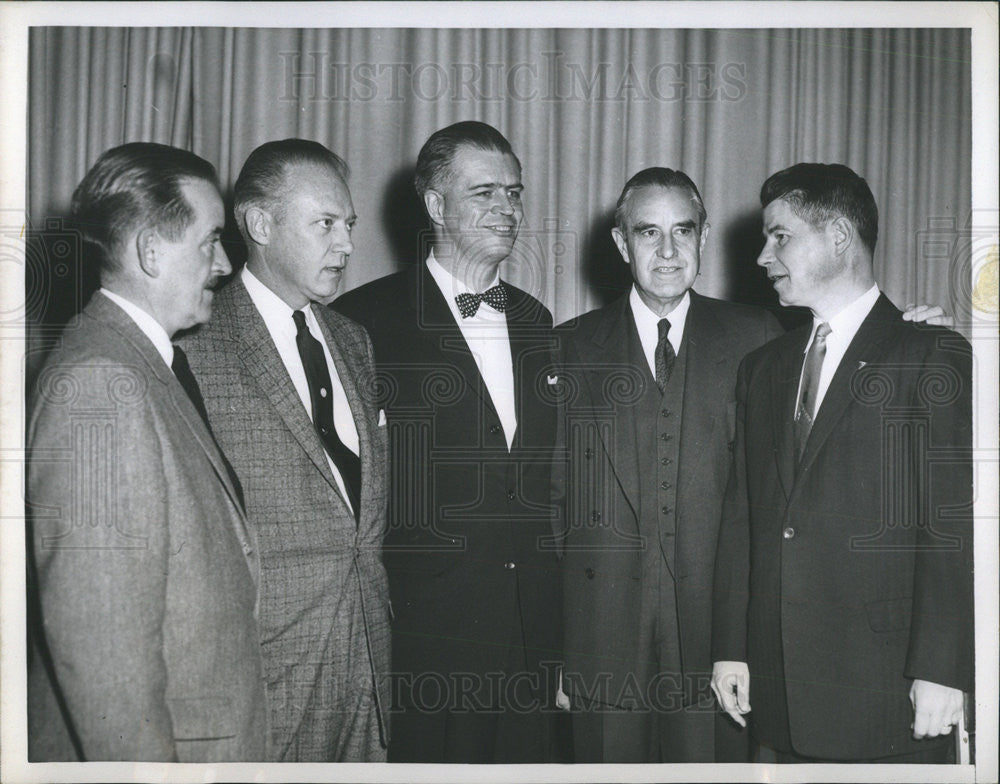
[180,276,391,761]
[27,291,268,761]
[713,294,974,760]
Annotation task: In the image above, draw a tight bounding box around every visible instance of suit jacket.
[332,264,562,693]
[712,294,974,760]
[180,277,390,761]
[558,291,782,711]
[27,292,268,761]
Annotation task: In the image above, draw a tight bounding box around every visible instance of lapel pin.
[857,361,867,368]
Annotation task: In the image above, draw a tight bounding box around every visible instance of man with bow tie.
[332,121,562,763]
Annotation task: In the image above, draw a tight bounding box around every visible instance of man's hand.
[711,661,750,727]
[910,679,963,739]
[902,303,954,327]
[555,669,571,712]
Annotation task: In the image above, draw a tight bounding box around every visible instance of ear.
[135,228,160,278]
[699,221,711,253]
[244,206,271,246]
[424,189,446,228]
[611,226,631,265]
[829,216,854,256]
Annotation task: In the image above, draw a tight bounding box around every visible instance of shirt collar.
[629,286,691,338]
[242,265,319,336]
[426,249,503,320]
[809,284,880,348]
[98,288,174,367]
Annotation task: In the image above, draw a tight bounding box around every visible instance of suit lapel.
[796,295,901,477]
[313,304,375,525]
[89,293,256,573]
[771,327,809,500]
[677,292,729,500]
[412,263,501,420]
[226,280,341,494]
[579,295,641,520]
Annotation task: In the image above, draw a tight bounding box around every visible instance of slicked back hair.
[414,121,520,199]
[233,138,350,240]
[71,142,219,274]
[614,167,708,232]
[760,163,879,254]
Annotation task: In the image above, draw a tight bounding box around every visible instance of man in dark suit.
[712,163,973,762]
[556,167,783,762]
[180,140,390,761]
[27,143,268,761]
[332,121,561,763]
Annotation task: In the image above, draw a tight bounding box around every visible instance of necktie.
[794,322,832,462]
[171,345,246,511]
[654,318,676,394]
[455,283,509,318]
[292,309,361,520]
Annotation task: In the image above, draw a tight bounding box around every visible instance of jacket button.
[505,561,516,570]
[490,424,501,434]
[585,568,595,579]
[507,489,516,500]
[783,527,795,539]
[591,511,601,522]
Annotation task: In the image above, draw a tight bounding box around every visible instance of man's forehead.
[450,145,521,183]
[626,185,700,223]
[281,162,353,208]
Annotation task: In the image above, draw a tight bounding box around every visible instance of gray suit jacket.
[180,276,391,761]
[558,291,781,753]
[27,291,269,761]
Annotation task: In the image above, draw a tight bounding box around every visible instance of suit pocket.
[168,696,236,740]
[865,596,913,633]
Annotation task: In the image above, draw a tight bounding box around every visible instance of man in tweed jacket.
[180,140,390,761]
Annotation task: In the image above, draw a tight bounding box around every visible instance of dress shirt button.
[490,424,501,434]
[661,409,671,417]
[662,506,672,515]
[584,448,593,459]
[507,489,516,501]
[660,433,673,442]
[660,481,671,490]
[591,511,601,522]
[661,457,670,466]
[585,567,595,579]
[783,527,795,539]
[505,561,516,570]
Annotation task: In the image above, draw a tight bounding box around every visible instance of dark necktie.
[292,309,361,521]
[794,322,832,462]
[455,283,509,318]
[171,345,245,511]
[654,318,676,394]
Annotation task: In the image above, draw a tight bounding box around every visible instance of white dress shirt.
[426,250,517,450]
[799,284,881,417]
[629,286,691,380]
[242,266,359,512]
[99,288,174,368]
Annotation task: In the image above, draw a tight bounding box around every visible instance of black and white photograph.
[1,3,997,783]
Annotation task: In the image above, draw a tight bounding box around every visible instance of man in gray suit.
[557,167,782,762]
[27,142,269,761]
[180,139,390,761]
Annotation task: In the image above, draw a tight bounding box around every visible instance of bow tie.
[455,283,508,318]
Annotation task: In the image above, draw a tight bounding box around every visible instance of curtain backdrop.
[27,27,971,366]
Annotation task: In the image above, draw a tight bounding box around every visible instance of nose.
[213,242,232,276]
[658,233,676,259]
[332,225,354,257]
[757,241,773,267]
[492,191,516,216]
